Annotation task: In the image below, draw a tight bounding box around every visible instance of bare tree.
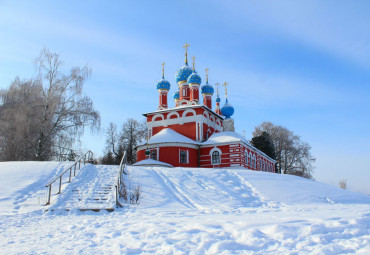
[253,121,315,178]
[0,48,100,161]
[102,119,146,165]
[102,122,122,165]
[105,122,121,159]
[339,179,347,189]
[120,118,146,164]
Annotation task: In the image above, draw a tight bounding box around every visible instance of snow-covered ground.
[1,162,370,254]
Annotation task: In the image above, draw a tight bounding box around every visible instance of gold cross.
[183,42,190,52]
[222,82,228,98]
[192,56,196,70]
[205,68,209,83]
[183,42,190,64]
[215,83,219,95]
[161,62,165,78]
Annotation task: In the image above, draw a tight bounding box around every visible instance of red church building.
[136,44,275,172]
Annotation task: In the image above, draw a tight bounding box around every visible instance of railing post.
[79,160,81,170]
[46,184,52,205]
[69,168,72,182]
[58,176,62,194]
[84,155,86,165]
[116,185,119,207]
[74,163,76,176]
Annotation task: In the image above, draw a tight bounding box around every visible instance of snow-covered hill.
[0,161,75,214]
[1,162,370,254]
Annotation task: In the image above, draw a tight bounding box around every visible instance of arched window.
[180,151,187,163]
[212,151,220,164]
[248,153,251,166]
[150,150,157,160]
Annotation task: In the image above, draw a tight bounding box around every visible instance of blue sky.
[1,0,370,194]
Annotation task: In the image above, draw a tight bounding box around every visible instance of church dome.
[221,98,234,119]
[201,82,214,95]
[187,71,201,85]
[173,90,180,100]
[157,79,171,90]
[175,64,193,84]
[216,95,221,103]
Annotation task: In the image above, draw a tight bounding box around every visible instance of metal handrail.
[115,151,127,207]
[45,150,94,205]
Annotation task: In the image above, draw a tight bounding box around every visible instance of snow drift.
[1,162,370,254]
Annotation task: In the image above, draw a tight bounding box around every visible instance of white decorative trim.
[209,146,222,156]
[167,111,180,120]
[152,113,165,122]
[147,114,222,132]
[178,99,189,106]
[203,111,209,120]
[182,108,196,117]
[210,146,222,165]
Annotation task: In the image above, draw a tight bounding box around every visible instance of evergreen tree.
[250,132,276,159]
[67,150,76,161]
[102,150,115,165]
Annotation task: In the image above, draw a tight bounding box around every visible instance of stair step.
[54,165,118,210]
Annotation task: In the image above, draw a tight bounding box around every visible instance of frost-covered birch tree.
[0,48,100,161]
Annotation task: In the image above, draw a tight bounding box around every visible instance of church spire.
[205,68,209,84]
[192,56,196,71]
[215,82,222,115]
[183,42,190,65]
[161,62,165,79]
[222,82,228,99]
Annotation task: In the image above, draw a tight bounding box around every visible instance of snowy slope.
[0,161,74,214]
[1,164,370,254]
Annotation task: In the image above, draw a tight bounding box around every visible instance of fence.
[44,150,94,205]
[115,151,128,207]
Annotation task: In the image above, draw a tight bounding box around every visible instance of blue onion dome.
[157,78,170,90]
[216,95,221,103]
[201,81,214,95]
[221,98,234,119]
[176,64,193,84]
[157,63,170,90]
[187,70,202,85]
[173,90,180,100]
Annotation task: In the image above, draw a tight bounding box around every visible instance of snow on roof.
[201,131,275,161]
[147,128,199,145]
[202,131,248,145]
[132,159,173,167]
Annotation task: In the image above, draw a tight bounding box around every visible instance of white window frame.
[209,147,222,165]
